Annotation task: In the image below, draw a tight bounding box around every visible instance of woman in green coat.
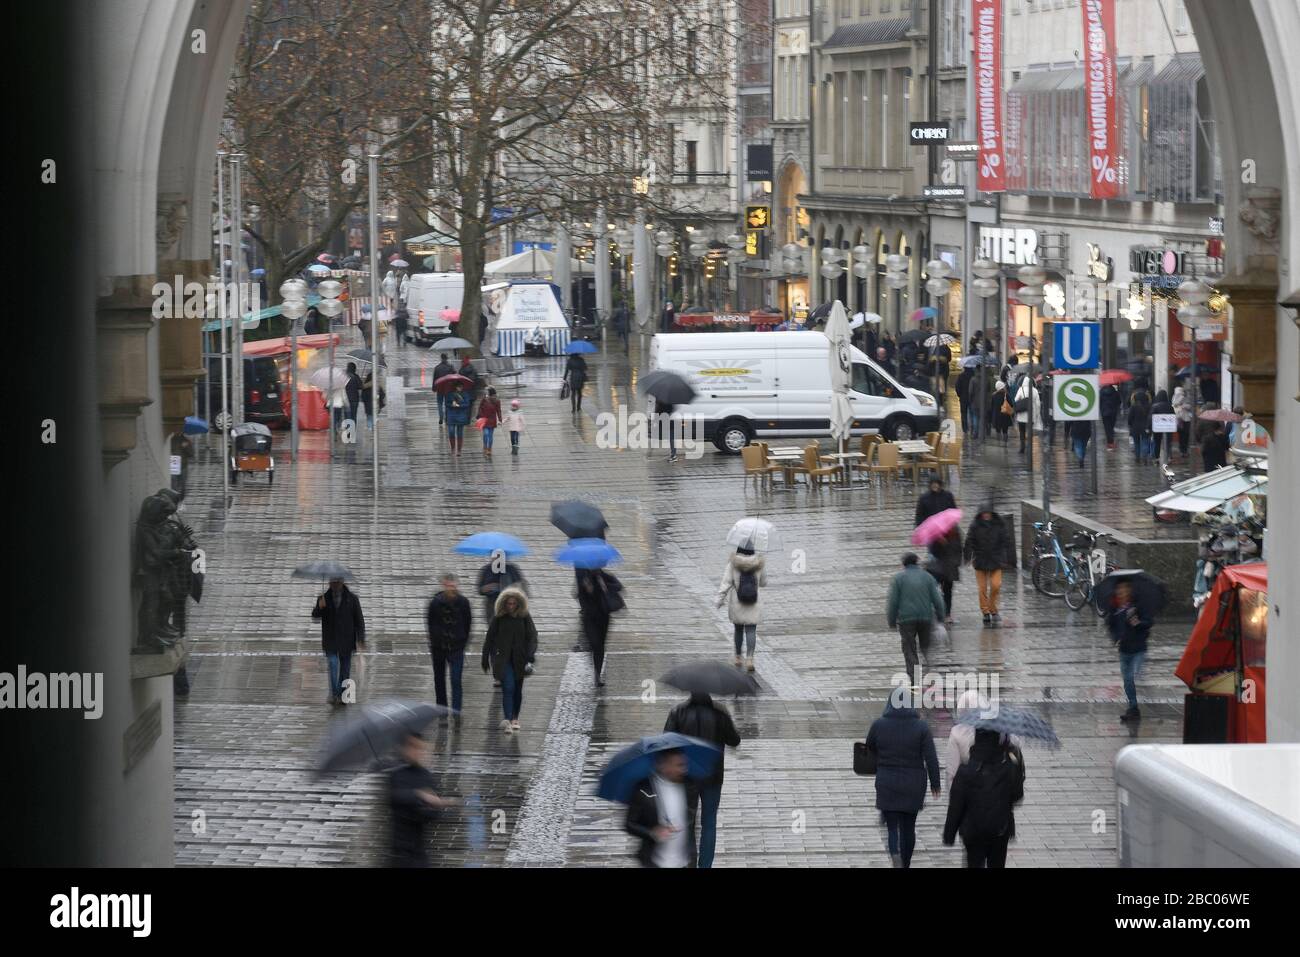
[482,587,538,734]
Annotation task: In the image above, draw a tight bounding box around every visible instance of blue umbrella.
[183,415,210,435]
[306,263,331,276]
[250,268,266,278]
[454,532,530,558]
[955,706,1060,747]
[597,733,721,804]
[553,538,622,569]
[565,339,598,354]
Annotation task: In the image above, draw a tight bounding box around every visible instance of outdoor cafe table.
[764,451,803,488]
[824,450,866,487]
[894,439,935,482]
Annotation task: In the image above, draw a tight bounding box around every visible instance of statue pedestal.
[130,639,187,680]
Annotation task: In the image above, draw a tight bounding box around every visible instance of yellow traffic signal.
[745,205,770,229]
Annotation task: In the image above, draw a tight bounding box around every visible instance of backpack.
[962,758,1016,838]
[736,568,759,604]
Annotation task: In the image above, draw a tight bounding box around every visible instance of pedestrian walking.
[625,748,695,868]
[1069,418,1092,468]
[1172,372,1193,459]
[393,306,409,347]
[875,347,896,380]
[426,573,472,715]
[660,300,676,333]
[943,690,1022,791]
[445,381,472,457]
[864,695,941,868]
[992,379,1012,443]
[915,474,957,527]
[717,545,766,672]
[344,362,363,427]
[1099,383,1121,450]
[1201,423,1230,472]
[886,553,946,683]
[388,732,459,868]
[964,504,1010,627]
[1149,389,1174,463]
[576,567,623,686]
[432,353,456,424]
[563,352,588,413]
[941,728,1025,868]
[612,302,629,347]
[312,577,366,705]
[481,587,538,734]
[1013,373,1041,453]
[926,526,962,626]
[1108,581,1151,722]
[476,557,527,626]
[503,398,526,455]
[655,398,679,462]
[477,386,503,457]
[663,693,740,869]
[1128,381,1154,463]
[956,363,974,435]
[360,368,384,429]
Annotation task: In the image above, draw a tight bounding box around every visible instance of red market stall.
[243,334,340,431]
[672,311,785,332]
[1176,562,1267,743]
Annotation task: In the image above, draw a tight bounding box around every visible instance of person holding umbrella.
[926,524,962,627]
[575,565,623,687]
[717,545,766,672]
[915,475,957,527]
[432,353,456,424]
[389,732,460,867]
[446,379,472,457]
[563,350,588,414]
[864,693,941,868]
[662,690,742,869]
[941,727,1025,868]
[481,587,538,733]
[641,370,697,464]
[312,576,366,706]
[1108,580,1152,722]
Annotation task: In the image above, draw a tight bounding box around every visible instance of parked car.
[203,355,287,430]
[405,272,464,345]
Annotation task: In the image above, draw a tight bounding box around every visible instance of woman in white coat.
[1013,373,1041,454]
[717,546,766,672]
[945,689,1023,790]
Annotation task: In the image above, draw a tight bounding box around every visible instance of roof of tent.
[492,281,570,330]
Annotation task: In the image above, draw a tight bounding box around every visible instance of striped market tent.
[494,326,571,357]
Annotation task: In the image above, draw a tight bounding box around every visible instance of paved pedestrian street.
[175,331,1188,868]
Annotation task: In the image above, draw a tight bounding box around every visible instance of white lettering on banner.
[1081,0,1118,198]
[972,0,1005,192]
[979,227,1039,265]
[1151,413,1177,434]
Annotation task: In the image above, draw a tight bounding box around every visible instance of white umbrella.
[726,518,780,552]
[309,367,349,392]
[849,311,883,330]
[824,300,855,445]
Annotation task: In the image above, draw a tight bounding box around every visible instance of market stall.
[672,311,785,332]
[243,334,340,431]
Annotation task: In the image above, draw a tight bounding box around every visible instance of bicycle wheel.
[1092,564,1119,617]
[1065,577,1090,611]
[1032,556,1069,597]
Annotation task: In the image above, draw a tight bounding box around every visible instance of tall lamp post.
[1015,264,1047,505]
[925,258,953,409]
[971,257,1001,451]
[279,278,309,461]
[1177,278,1214,470]
[655,229,674,322]
[885,254,909,335]
[819,246,844,307]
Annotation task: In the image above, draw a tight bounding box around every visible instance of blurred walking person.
[964,505,1010,627]
[663,692,740,869]
[432,353,456,425]
[865,694,941,868]
[1069,418,1092,468]
[446,380,472,457]
[915,474,956,527]
[926,526,962,626]
[886,553,946,682]
[576,567,623,687]
[625,748,695,868]
[1108,581,1151,722]
[942,728,1025,868]
[717,545,766,672]
[426,574,472,716]
[388,732,459,868]
[1099,383,1121,450]
[1128,381,1154,464]
[312,577,366,706]
[563,351,588,413]
[1149,389,1174,464]
[482,587,537,733]
[503,398,526,455]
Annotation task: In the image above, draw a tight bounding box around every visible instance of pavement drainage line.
[504,653,597,867]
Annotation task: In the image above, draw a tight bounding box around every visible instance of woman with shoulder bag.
[864,693,941,868]
[576,568,623,687]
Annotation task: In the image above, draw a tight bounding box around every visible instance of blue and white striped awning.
[494,327,571,356]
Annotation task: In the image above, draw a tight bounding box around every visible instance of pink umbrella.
[1100,369,1133,386]
[440,308,461,323]
[316,253,336,263]
[1199,407,1243,423]
[911,508,963,547]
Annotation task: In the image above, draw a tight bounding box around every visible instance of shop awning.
[823,17,911,49]
[241,333,340,357]
[1145,465,1268,513]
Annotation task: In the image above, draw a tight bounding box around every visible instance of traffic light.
[745,205,770,229]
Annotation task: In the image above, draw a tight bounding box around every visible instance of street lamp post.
[1177,278,1214,471]
[1016,264,1047,508]
[971,257,1001,453]
[925,259,953,410]
[885,254,909,339]
[279,278,309,461]
[216,151,230,513]
[819,246,844,308]
[230,154,246,424]
[656,229,674,325]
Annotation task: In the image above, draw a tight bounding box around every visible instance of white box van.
[404,273,464,345]
[650,331,941,453]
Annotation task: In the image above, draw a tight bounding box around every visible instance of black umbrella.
[345,348,388,369]
[292,561,355,581]
[807,302,833,322]
[955,706,1060,747]
[641,370,697,405]
[660,661,759,696]
[315,700,453,777]
[550,500,609,540]
[1093,569,1168,619]
[898,329,928,345]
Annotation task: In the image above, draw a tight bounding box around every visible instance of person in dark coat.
[625,748,696,867]
[1108,581,1151,722]
[927,526,963,625]
[611,302,629,346]
[312,578,366,705]
[1201,423,1230,472]
[576,567,622,686]
[942,728,1025,868]
[1099,383,1121,449]
[1128,382,1154,464]
[481,587,538,733]
[915,475,957,527]
[445,381,472,456]
[964,505,1010,627]
[388,733,459,867]
[563,353,588,413]
[865,695,941,868]
[426,574,472,714]
[476,559,527,627]
[663,692,740,869]
[393,306,409,347]
[660,300,676,333]
[956,365,975,434]
[360,368,384,429]
[655,398,679,462]
[344,362,363,429]
[875,347,896,380]
[1148,388,1174,463]
[432,354,457,424]
[881,331,897,362]
[1069,418,1093,468]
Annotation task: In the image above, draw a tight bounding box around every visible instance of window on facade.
[834,73,847,165]
[686,30,697,74]
[851,71,866,165]
[794,58,805,120]
[685,141,698,182]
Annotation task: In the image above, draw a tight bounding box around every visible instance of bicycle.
[1060,530,1117,615]
[1030,521,1069,597]
[1031,524,1116,612]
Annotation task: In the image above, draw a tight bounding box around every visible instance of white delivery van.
[404,272,465,345]
[650,331,941,453]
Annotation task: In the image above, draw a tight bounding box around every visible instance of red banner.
[972,0,1005,193]
[1081,0,1119,199]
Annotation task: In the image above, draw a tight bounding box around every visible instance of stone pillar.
[97,275,156,468]
[157,257,208,439]
[1220,261,1279,434]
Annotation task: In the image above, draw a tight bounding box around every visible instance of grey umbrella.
[550,500,609,539]
[955,706,1060,747]
[292,561,355,581]
[345,348,388,369]
[433,337,475,351]
[661,661,760,696]
[641,370,697,405]
[315,700,453,776]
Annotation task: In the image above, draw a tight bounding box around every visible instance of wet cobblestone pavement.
[175,327,1188,867]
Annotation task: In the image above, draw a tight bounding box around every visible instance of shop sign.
[924,185,964,198]
[980,227,1038,265]
[910,122,951,144]
[1086,242,1112,281]
[1130,246,1191,278]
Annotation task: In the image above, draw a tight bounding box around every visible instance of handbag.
[853,740,878,775]
[560,381,570,400]
[1014,396,1030,414]
[598,572,626,614]
[1000,397,1014,417]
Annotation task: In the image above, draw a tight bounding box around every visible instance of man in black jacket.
[426,574,472,714]
[964,505,1011,627]
[312,578,366,705]
[388,733,459,867]
[915,475,957,527]
[663,692,741,868]
[432,353,457,424]
[625,749,696,868]
[942,728,1025,868]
